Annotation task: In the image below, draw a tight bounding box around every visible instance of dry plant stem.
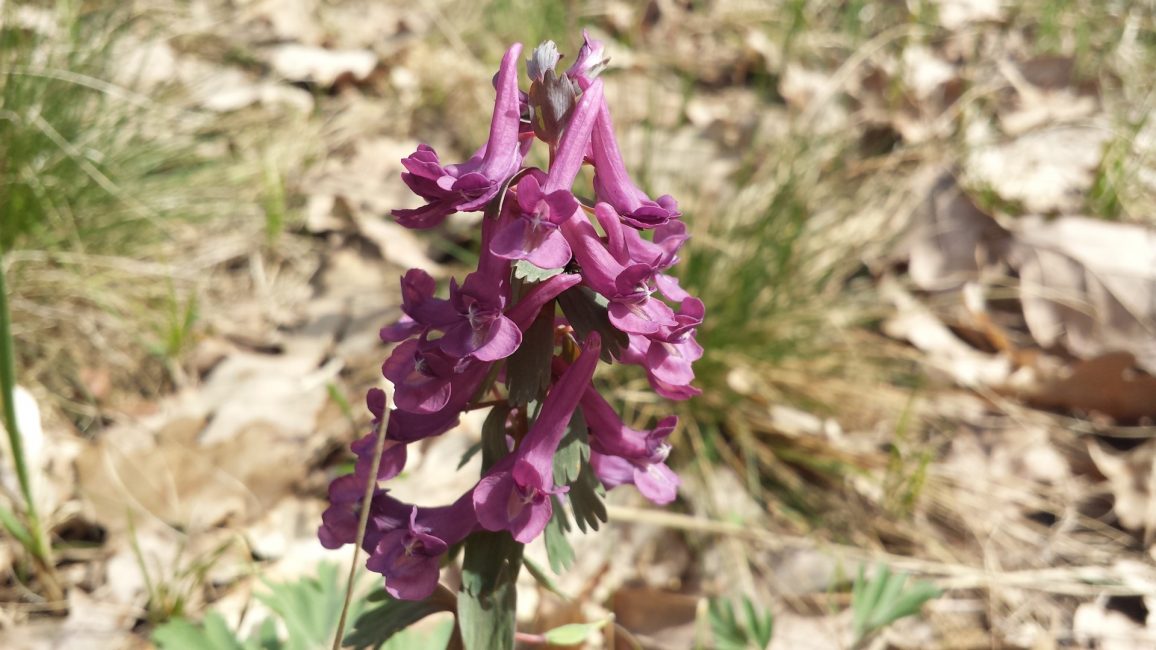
[332,401,392,650]
[0,254,60,601]
[606,505,1156,598]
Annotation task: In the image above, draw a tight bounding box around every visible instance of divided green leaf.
[552,408,589,485]
[480,404,513,472]
[344,590,455,650]
[544,494,575,574]
[557,285,628,362]
[568,459,607,533]
[506,307,556,405]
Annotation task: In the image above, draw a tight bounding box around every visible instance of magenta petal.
[471,316,522,362]
[645,340,696,387]
[506,272,582,329]
[634,462,680,504]
[478,43,525,181]
[490,218,532,260]
[543,80,604,194]
[473,472,516,532]
[609,301,667,335]
[380,316,421,343]
[511,498,551,543]
[590,452,634,489]
[392,200,457,229]
[369,530,441,601]
[649,375,701,400]
[523,230,572,269]
[655,274,690,302]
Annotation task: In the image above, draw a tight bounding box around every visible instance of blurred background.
[2,0,1156,647]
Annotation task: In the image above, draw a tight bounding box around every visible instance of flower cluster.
[319,34,703,601]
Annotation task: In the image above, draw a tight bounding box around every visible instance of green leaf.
[708,599,747,650]
[542,618,612,645]
[506,306,556,405]
[480,404,513,472]
[458,531,524,650]
[552,408,589,485]
[153,612,250,650]
[567,459,607,533]
[851,563,941,642]
[742,596,774,648]
[254,561,355,650]
[557,285,627,362]
[522,553,571,600]
[544,495,575,574]
[457,441,483,470]
[707,597,773,650]
[513,259,565,283]
[380,614,455,650]
[344,591,455,650]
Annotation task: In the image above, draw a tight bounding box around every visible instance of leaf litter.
[6,0,1156,648]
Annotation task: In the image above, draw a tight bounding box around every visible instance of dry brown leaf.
[881,277,1013,387]
[1010,215,1156,375]
[904,173,1011,292]
[610,587,699,650]
[966,125,1111,214]
[1022,352,1156,422]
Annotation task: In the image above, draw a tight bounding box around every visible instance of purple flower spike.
[367,495,478,601]
[325,35,703,601]
[591,99,680,229]
[393,44,530,228]
[474,334,601,542]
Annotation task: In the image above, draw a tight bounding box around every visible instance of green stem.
[0,253,55,582]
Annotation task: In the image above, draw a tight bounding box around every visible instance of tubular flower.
[320,36,703,600]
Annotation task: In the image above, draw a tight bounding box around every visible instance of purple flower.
[590,99,680,230]
[490,173,577,269]
[380,338,462,414]
[439,273,522,362]
[580,387,680,504]
[349,388,409,481]
[318,474,382,550]
[473,333,601,542]
[590,451,679,504]
[565,30,608,89]
[367,495,477,601]
[491,80,604,269]
[392,44,531,229]
[379,269,457,343]
[562,215,677,335]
